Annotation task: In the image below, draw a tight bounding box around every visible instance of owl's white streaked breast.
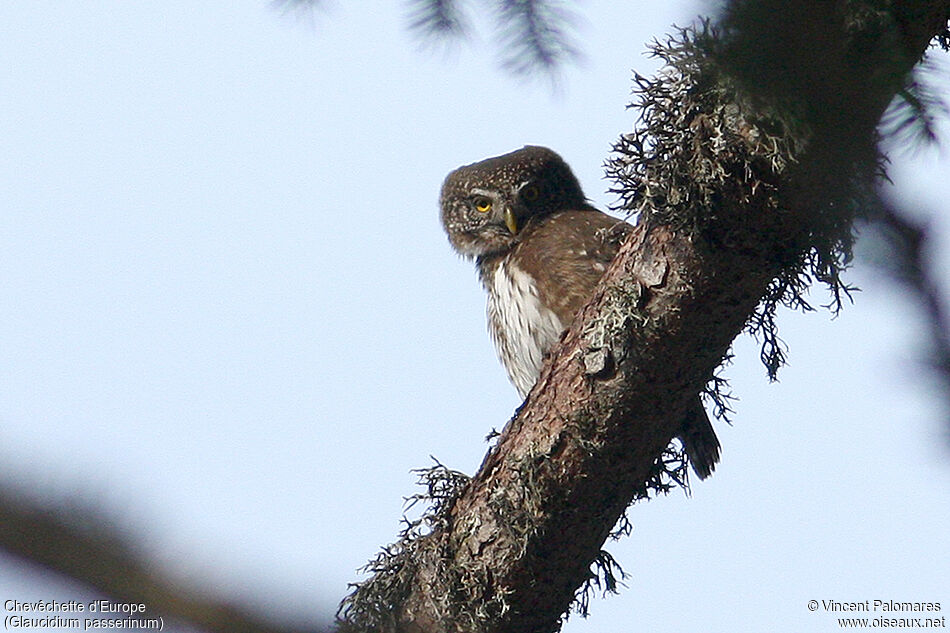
[486,259,564,398]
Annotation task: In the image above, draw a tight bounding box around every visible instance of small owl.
[440,146,720,479]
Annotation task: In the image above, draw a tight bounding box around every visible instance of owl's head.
[440,145,589,258]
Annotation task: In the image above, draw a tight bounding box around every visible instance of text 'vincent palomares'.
[822,600,942,612]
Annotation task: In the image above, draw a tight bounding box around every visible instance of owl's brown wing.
[510,208,632,327]
[510,208,721,480]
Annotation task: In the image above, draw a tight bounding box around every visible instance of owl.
[440,145,720,479]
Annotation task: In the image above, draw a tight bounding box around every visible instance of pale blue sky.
[1,2,948,632]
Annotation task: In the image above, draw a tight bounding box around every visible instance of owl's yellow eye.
[521,185,540,202]
[474,197,492,213]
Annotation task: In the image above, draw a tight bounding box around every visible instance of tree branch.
[0,488,328,633]
[339,2,950,631]
[867,204,950,428]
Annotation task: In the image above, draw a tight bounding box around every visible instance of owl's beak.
[504,208,519,234]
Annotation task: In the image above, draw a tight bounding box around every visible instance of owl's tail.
[678,397,721,481]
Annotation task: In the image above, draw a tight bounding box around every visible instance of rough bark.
[339,2,950,632]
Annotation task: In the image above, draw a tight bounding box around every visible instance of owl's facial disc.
[470,186,527,236]
[471,187,521,236]
[445,187,533,257]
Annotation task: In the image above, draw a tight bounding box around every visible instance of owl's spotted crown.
[440,146,589,258]
[443,146,585,204]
